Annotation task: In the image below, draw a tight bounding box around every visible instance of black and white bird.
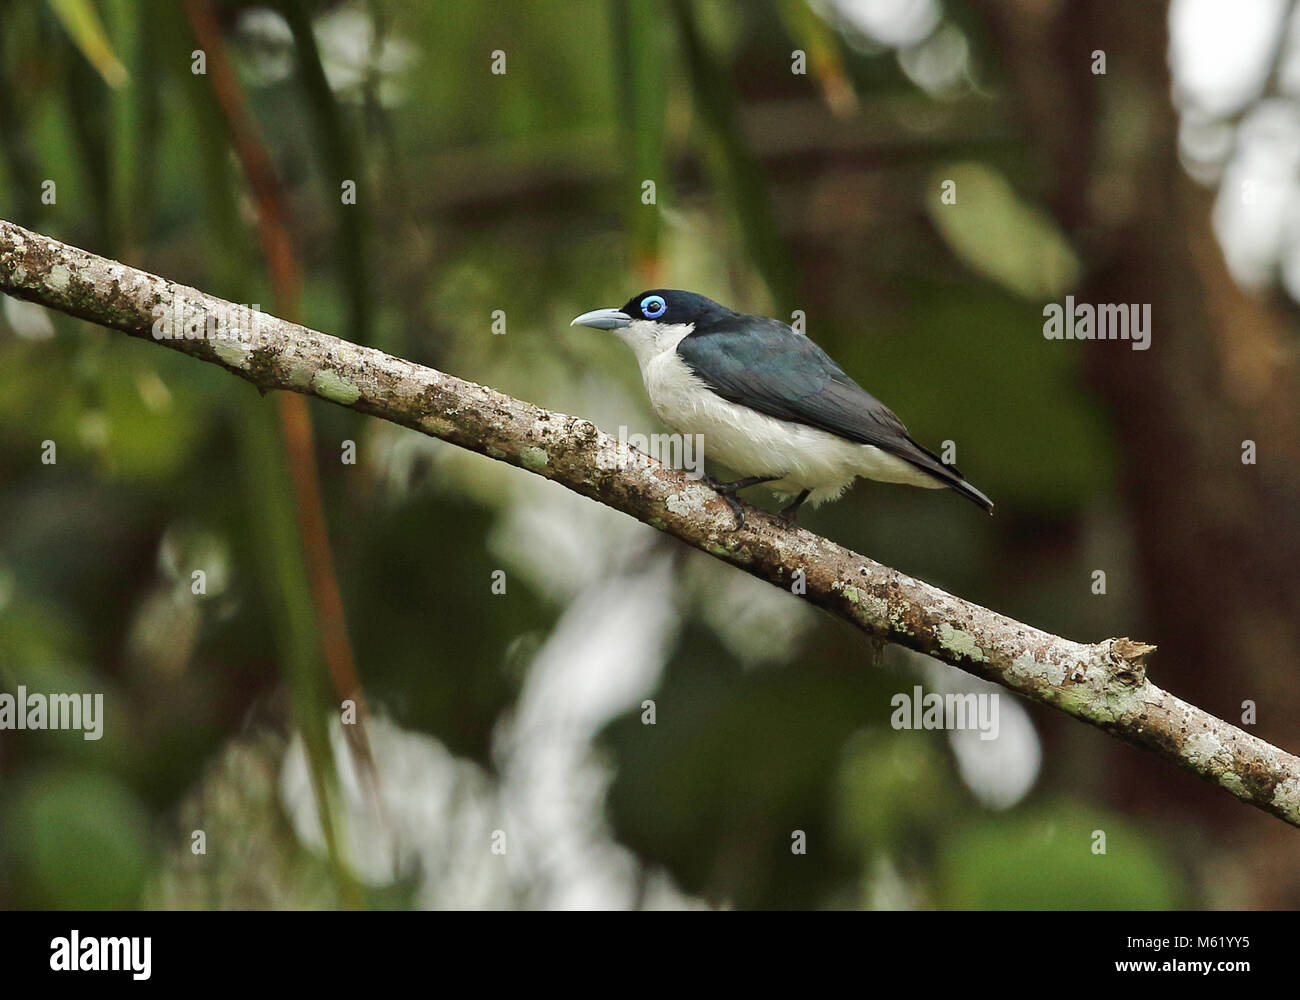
[572,289,993,526]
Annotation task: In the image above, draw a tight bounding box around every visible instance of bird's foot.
[721,492,747,530]
[703,474,779,495]
[703,474,780,530]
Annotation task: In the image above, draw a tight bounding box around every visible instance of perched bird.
[572,289,993,526]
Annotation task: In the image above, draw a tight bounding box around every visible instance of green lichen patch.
[311,369,362,404]
[937,623,988,663]
[213,337,252,370]
[281,356,315,389]
[1218,771,1247,797]
[520,446,549,471]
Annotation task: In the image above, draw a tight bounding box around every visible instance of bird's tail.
[903,436,994,514]
[950,477,994,514]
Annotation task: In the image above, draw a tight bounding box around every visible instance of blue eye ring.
[640,294,667,319]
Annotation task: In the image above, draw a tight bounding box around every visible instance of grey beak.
[571,307,632,330]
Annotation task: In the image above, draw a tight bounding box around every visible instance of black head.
[571,289,734,331]
[619,289,733,326]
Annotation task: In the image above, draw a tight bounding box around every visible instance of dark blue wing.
[675,315,989,507]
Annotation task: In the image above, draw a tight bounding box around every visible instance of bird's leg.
[705,474,782,494]
[702,474,781,529]
[779,489,812,523]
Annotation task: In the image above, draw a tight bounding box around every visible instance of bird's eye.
[640,295,667,319]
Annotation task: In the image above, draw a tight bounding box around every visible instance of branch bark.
[4,218,1299,829]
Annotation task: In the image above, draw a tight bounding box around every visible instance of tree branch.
[4,218,1299,829]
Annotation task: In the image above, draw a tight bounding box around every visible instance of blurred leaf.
[926,162,1081,299]
[832,727,957,851]
[7,768,150,908]
[105,0,161,256]
[48,0,128,88]
[777,0,858,117]
[938,803,1183,909]
[87,353,202,481]
[612,0,669,275]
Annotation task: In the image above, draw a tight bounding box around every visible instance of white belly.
[640,346,940,507]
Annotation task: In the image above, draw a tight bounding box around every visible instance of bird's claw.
[703,474,786,530]
[721,492,747,530]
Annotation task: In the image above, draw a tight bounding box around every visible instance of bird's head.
[571,290,732,343]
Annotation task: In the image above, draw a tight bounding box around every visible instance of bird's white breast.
[613,320,939,506]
